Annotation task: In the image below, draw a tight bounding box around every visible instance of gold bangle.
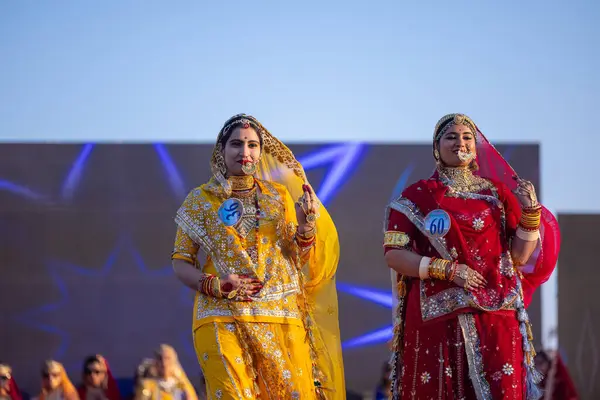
[428,258,450,280]
[297,226,316,240]
[212,277,223,298]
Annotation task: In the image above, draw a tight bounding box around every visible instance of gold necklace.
[437,166,492,194]
[230,187,259,238]
[228,175,255,191]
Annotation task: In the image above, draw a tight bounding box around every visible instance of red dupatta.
[7,377,22,400]
[78,357,121,400]
[473,127,560,306]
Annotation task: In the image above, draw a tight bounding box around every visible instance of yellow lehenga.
[172,115,345,400]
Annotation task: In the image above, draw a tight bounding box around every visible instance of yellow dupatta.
[176,114,345,399]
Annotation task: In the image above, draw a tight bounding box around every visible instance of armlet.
[384,231,411,248]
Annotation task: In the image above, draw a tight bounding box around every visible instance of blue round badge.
[218,198,244,227]
[424,209,451,238]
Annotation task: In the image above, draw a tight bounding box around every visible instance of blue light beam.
[61,143,94,200]
[298,143,366,205]
[154,143,186,200]
[337,282,393,308]
[337,282,395,349]
[342,325,393,349]
[390,162,415,202]
[0,180,46,201]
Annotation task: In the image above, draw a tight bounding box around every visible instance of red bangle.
[447,262,458,282]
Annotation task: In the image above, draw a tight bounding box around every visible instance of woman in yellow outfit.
[171,114,345,400]
[134,345,198,400]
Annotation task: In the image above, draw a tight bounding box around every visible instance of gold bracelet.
[428,258,450,280]
[211,276,223,298]
[297,226,316,240]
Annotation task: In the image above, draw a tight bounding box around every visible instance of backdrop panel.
[0,143,540,395]
[557,214,600,400]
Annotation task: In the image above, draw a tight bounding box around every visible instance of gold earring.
[434,149,440,161]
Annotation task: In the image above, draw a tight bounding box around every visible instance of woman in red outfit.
[383,113,560,399]
[77,355,120,400]
[0,364,22,400]
[535,351,578,400]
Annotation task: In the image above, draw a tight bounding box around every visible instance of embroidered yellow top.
[172,178,309,330]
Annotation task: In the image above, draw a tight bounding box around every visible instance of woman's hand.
[220,274,262,301]
[452,264,487,291]
[512,176,539,208]
[295,184,318,230]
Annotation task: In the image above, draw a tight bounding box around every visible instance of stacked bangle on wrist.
[423,257,458,281]
[296,225,316,248]
[519,205,542,231]
[198,274,223,298]
[517,205,542,241]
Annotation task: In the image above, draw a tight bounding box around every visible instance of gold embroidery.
[172,227,199,266]
[437,166,493,194]
[384,231,410,248]
[229,175,255,191]
[175,180,304,325]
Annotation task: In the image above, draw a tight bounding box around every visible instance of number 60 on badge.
[424,209,451,238]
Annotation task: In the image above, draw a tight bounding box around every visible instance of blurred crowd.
[0,345,205,400]
[1,347,578,400]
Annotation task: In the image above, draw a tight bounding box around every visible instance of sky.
[0,0,598,213]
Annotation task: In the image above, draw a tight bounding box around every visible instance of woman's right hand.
[220,274,263,300]
[452,264,487,291]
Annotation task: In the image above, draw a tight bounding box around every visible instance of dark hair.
[433,131,479,171]
[535,350,551,364]
[83,356,101,369]
[218,116,264,149]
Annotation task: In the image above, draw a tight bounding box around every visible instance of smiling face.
[222,127,261,176]
[436,123,476,167]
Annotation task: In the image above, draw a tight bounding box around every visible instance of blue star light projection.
[4,140,523,361]
[11,141,402,364]
[8,142,525,353]
[13,238,184,369]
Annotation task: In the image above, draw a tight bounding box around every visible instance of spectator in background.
[133,345,196,400]
[0,363,22,400]
[35,361,78,400]
[535,350,578,400]
[77,356,120,400]
[374,362,391,400]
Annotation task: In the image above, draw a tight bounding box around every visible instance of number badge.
[218,198,244,227]
[424,209,451,238]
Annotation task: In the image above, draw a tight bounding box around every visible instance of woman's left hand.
[512,176,538,208]
[295,184,318,230]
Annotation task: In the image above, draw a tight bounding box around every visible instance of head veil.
[433,113,560,306]
[208,114,345,397]
[156,344,198,400]
[78,355,121,400]
[39,361,77,400]
[0,364,22,400]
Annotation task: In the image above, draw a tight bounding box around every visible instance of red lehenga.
[384,124,560,400]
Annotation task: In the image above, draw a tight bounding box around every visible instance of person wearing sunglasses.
[0,363,22,400]
[77,356,120,400]
[35,360,78,400]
